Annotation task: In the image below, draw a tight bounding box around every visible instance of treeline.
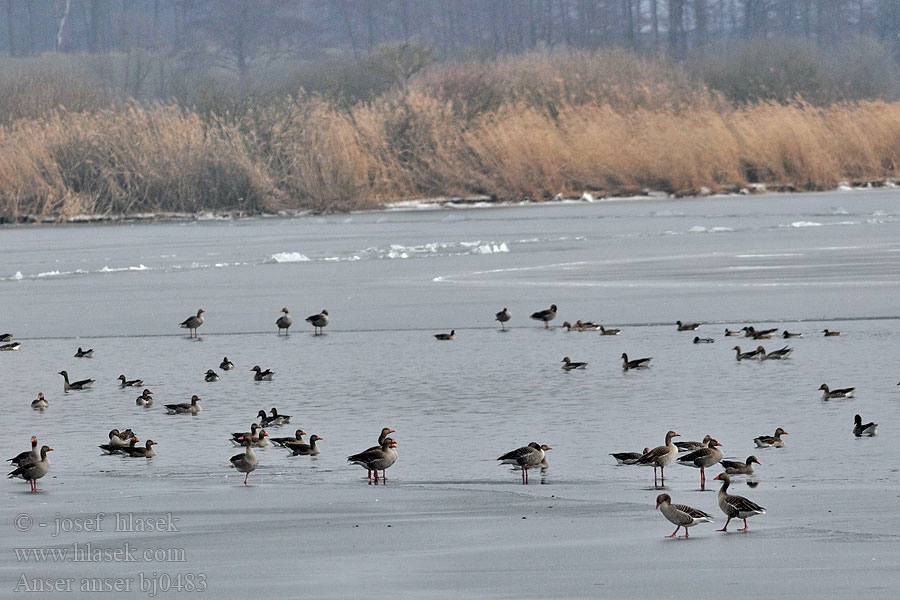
[3,46,900,221]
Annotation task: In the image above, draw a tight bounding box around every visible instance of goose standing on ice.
[530,304,557,328]
[306,309,329,335]
[230,437,259,485]
[676,438,723,489]
[8,436,39,466]
[637,431,680,486]
[276,307,293,335]
[610,447,649,465]
[59,370,95,393]
[348,437,397,483]
[656,494,713,538]
[8,445,53,491]
[179,308,205,337]
[497,442,551,484]
[495,308,511,330]
[714,473,766,531]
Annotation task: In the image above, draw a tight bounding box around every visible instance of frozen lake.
[2,190,900,598]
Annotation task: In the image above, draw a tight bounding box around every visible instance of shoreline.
[2,178,896,226]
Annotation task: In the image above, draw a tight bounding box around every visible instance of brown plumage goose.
[754,427,788,448]
[819,383,854,399]
[822,329,840,336]
[758,345,793,360]
[495,308,510,330]
[676,320,700,331]
[276,307,293,335]
[675,434,712,452]
[123,439,157,458]
[434,330,455,340]
[230,437,259,485]
[8,445,52,491]
[637,431,680,486]
[59,370,95,392]
[676,438,723,489]
[31,393,48,411]
[656,494,713,538]
[8,436,39,466]
[179,308,205,337]
[251,366,274,381]
[165,395,201,414]
[530,304,557,328]
[599,325,620,335]
[714,473,766,531]
[348,437,397,483]
[561,356,587,371]
[286,434,323,456]
[497,442,551,484]
[306,309,329,335]
[731,346,760,361]
[136,389,153,406]
[270,429,307,447]
[722,456,761,475]
[610,447,649,465]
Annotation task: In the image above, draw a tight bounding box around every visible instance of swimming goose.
[0,333,11,341]
[637,431,680,486]
[271,429,307,447]
[230,438,259,485]
[276,307,293,335]
[434,330,455,340]
[560,321,578,331]
[714,473,766,531]
[610,447,650,465]
[0,342,21,351]
[136,389,153,406]
[233,423,263,444]
[123,439,157,458]
[744,326,777,339]
[8,445,52,491]
[677,438,723,488]
[100,437,139,455]
[675,435,712,452]
[58,370,95,392]
[724,329,742,336]
[8,436,39,466]
[574,320,601,331]
[722,456,761,475]
[561,356,587,371]
[676,321,700,331]
[118,428,136,442]
[621,353,651,370]
[656,494,714,538]
[255,410,279,428]
[819,384,854,399]
[599,325,621,335]
[822,329,840,336]
[74,347,94,358]
[853,414,878,437]
[31,393,48,411]
[287,434,323,456]
[530,304,557,328]
[758,345,793,360]
[731,346,760,361]
[495,308,511,330]
[165,395,201,414]
[204,369,219,382]
[306,309,329,335]
[693,337,714,344]
[754,427,788,448]
[497,442,551,484]
[348,437,398,483]
[179,308,205,337]
[269,407,291,425]
[219,357,234,370]
[251,366,274,381]
[782,330,803,338]
[118,375,143,387]
[250,430,270,448]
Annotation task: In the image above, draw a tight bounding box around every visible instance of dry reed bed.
[2,97,900,221]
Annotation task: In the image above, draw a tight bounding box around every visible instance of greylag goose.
[0,333,11,341]
[230,437,259,485]
[58,370,95,392]
[269,407,291,424]
[31,393,48,411]
[758,345,793,360]
[722,456,761,475]
[676,320,700,331]
[560,321,578,331]
[0,342,21,351]
[497,442,551,484]
[561,356,587,371]
[165,395,201,414]
[434,330,455,340]
[136,389,153,406]
[724,328,742,336]
[714,473,766,531]
[287,434,322,456]
[754,427,788,448]
[819,383,854,399]
[233,423,263,444]
[637,431,680,486]
[251,366,274,381]
[677,438,724,489]
[744,326,777,339]
[822,329,840,336]
[610,447,650,465]
[621,353,651,370]
[495,308,511,330]
[276,307,293,335]
[348,437,398,483]
[8,445,52,491]
[306,309,329,335]
[574,320,601,331]
[693,337,714,344]
[123,439,157,458]
[74,347,94,358]
[220,357,234,370]
[782,330,802,338]
[179,308,205,337]
[118,375,143,387]
[100,437,139,455]
[675,434,712,452]
[8,436,39,466]
[255,410,279,428]
[271,429,307,447]
[599,325,621,335]
[250,430,269,448]
[530,304,557,328]
[366,428,395,453]
[204,369,220,382]
[656,494,714,538]
[731,346,760,361]
[853,414,878,437]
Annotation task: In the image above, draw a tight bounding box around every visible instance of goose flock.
[5,305,886,540]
